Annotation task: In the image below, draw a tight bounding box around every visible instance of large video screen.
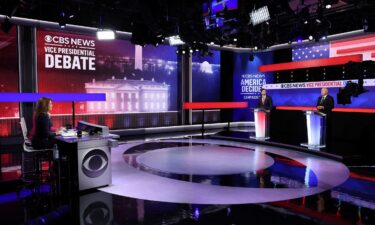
[37,30,177,128]
[37,29,177,116]
[192,50,221,102]
[266,82,375,109]
[0,27,19,137]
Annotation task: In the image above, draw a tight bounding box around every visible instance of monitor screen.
[203,0,238,29]
[210,0,238,14]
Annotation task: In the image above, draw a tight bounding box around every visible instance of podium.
[250,108,270,140]
[301,110,326,149]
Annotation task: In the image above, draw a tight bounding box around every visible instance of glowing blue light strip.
[0,93,106,102]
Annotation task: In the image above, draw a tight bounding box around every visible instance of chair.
[19,117,55,191]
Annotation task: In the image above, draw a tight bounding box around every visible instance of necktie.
[320,96,325,104]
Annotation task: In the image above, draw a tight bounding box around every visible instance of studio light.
[59,21,66,28]
[59,11,66,28]
[97,30,115,40]
[324,0,339,9]
[167,35,185,46]
[250,6,271,26]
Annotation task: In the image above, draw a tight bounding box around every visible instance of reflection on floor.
[1,135,375,224]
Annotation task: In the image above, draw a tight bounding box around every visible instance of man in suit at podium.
[257,88,273,111]
[316,87,334,149]
[316,87,334,114]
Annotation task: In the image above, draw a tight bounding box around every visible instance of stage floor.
[101,138,349,204]
[1,137,375,224]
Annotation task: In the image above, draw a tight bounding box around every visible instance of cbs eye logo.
[44,35,53,43]
[82,149,109,178]
[83,201,110,225]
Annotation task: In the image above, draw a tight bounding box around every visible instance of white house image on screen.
[85,76,170,113]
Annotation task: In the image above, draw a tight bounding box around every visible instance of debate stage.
[101,138,349,204]
[2,135,375,224]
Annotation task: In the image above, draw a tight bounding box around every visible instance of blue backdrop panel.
[192,51,221,102]
[233,52,274,121]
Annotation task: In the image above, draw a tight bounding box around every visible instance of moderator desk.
[55,121,119,194]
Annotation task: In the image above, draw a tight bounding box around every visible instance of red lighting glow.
[183,102,248,109]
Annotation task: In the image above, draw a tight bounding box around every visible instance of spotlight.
[189,49,193,53]
[182,50,186,54]
[324,0,338,9]
[97,30,115,40]
[59,21,66,28]
[58,11,67,28]
[250,6,271,26]
[233,38,237,42]
[167,35,185,46]
[308,35,314,41]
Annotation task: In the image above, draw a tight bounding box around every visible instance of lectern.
[250,108,270,140]
[301,110,326,149]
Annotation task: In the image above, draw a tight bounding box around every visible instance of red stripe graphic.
[183,102,248,109]
[331,35,375,48]
[336,45,375,54]
[258,55,362,72]
[276,106,375,113]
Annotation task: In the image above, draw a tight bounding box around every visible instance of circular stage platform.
[100,138,349,205]
[136,145,274,175]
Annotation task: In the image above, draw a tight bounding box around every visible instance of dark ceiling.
[0,0,374,48]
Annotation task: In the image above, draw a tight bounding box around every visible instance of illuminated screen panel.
[36,29,178,128]
[192,50,221,102]
[0,27,19,137]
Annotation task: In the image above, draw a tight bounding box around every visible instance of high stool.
[19,117,57,194]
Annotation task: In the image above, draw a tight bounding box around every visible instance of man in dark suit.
[316,87,334,114]
[257,88,273,111]
[316,87,334,150]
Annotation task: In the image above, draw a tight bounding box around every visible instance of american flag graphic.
[293,34,375,62]
[292,42,330,61]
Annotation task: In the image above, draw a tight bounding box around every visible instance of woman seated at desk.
[31,97,59,149]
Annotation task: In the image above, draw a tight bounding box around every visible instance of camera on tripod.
[337,61,372,105]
